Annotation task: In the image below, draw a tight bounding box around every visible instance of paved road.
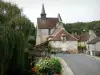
[56,54,100,75]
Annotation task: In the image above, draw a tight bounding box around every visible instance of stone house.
[36,4,78,53]
[73,32,90,53]
[87,30,100,56]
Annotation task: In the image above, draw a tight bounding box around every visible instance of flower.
[32,66,37,72]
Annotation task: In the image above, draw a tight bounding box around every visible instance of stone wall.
[95,42,100,51]
[36,29,55,45]
[49,41,78,53]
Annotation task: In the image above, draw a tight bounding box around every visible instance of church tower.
[36,4,59,45]
[41,4,46,19]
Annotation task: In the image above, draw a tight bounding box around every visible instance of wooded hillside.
[64,20,100,36]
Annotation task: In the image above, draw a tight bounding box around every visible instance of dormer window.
[64,37,66,41]
[61,34,66,42]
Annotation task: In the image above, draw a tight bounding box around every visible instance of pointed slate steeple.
[41,4,46,19]
[57,13,64,27]
[58,13,62,22]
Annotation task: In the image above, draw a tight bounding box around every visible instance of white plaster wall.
[39,29,49,35]
[88,30,97,42]
[36,28,56,45]
[95,42,100,51]
[88,44,95,51]
[38,29,55,35]
[36,36,41,45]
[85,41,89,50]
[50,41,78,51]
[36,28,41,45]
[50,28,55,34]
[87,30,97,51]
[41,35,48,42]
[36,29,49,45]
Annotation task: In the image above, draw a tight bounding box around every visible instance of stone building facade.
[36,4,78,53]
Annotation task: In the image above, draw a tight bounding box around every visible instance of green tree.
[93,23,100,36]
[64,20,100,35]
[0,1,35,75]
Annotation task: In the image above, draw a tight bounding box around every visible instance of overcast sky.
[3,0,100,25]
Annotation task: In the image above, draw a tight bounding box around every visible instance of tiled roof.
[74,35,80,40]
[80,32,90,41]
[87,37,100,44]
[50,28,78,41]
[47,35,54,38]
[52,25,63,35]
[73,32,90,41]
[37,18,59,29]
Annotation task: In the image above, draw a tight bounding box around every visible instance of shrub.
[35,58,62,74]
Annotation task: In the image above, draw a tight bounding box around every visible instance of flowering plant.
[35,58,62,74]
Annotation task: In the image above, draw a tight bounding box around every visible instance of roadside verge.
[56,57,74,75]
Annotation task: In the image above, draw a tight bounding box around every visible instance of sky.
[3,0,100,25]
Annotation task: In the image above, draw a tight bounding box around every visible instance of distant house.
[87,30,97,42]
[73,32,90,53]
[87,30,100,56]
[36,4,78,53]
[48,25,78,53]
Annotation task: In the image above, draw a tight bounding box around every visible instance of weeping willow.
[0,1,35,75]
[0,26,25,75]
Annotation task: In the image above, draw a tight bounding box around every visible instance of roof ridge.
[52,28,78,41]
[52,28,63,40]
[63,29,78,40]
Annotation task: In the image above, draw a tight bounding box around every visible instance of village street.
[56,54,100,75]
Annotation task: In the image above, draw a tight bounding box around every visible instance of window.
[61,35,67,42]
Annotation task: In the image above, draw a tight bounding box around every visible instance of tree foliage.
[64,20,100,35]
[0,1,35,75]
[93,23,100,36]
